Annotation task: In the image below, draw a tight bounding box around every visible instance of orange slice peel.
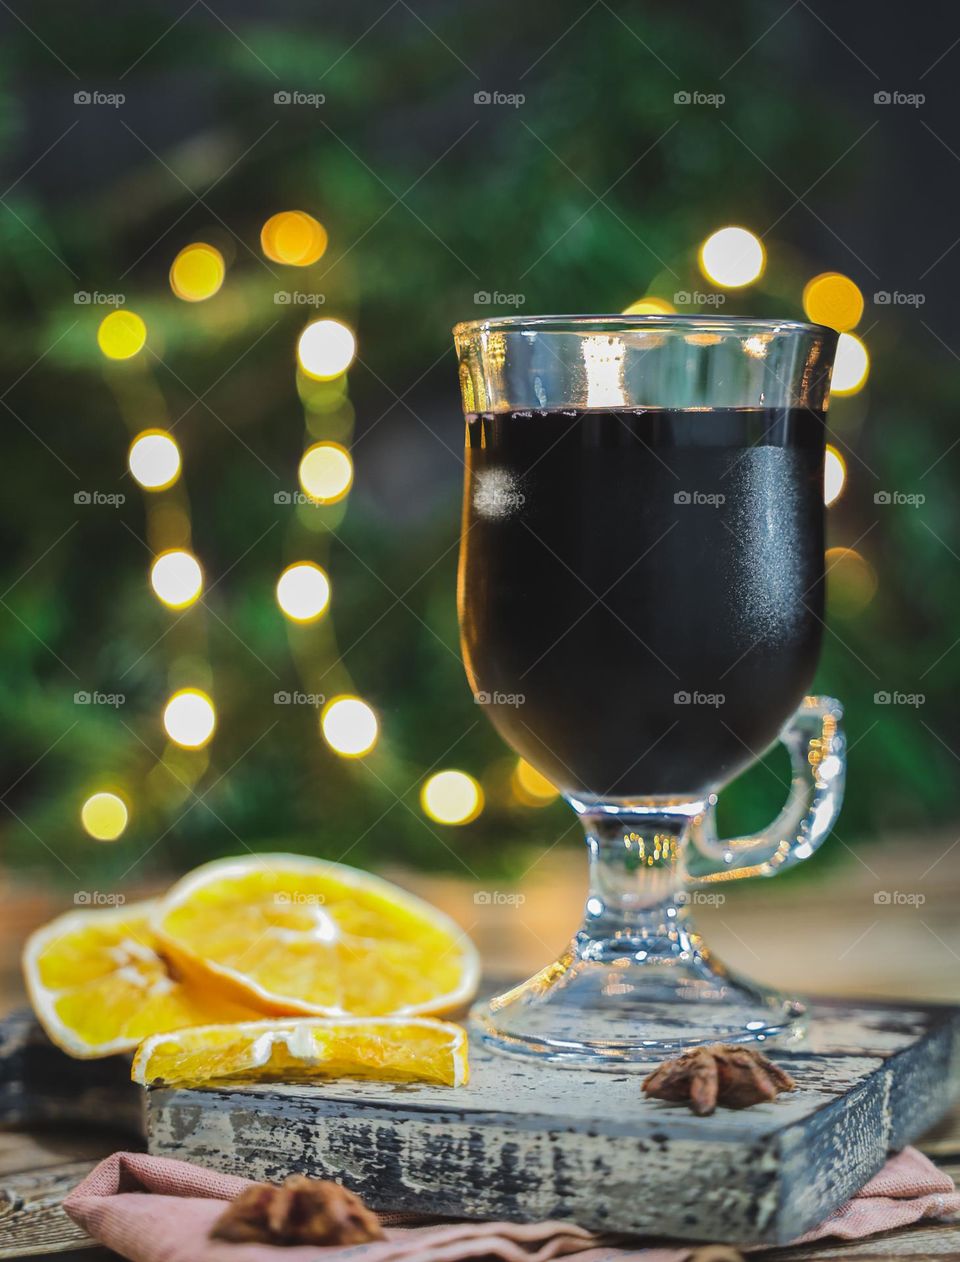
[132,1014,468,1088]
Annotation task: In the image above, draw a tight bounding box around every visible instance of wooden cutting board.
[145,999,960,1246]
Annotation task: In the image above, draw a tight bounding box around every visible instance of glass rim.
[452,312,836,340]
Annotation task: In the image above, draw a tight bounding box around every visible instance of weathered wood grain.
[0,1161,100,1257]
[0,1127,133,1260]
[0,1010,141,1135]
[146,1001,960,1246]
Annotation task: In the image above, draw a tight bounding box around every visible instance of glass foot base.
[471,944,807,1067]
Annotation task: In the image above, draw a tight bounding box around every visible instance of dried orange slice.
[152,854,480,1018]
[132,1015,468,1087]
[23,900,260,1058]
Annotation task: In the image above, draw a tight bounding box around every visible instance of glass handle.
[686,696,846,884]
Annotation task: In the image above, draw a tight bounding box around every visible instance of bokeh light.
[80,792,128,842]
[824,444,847,506]
[420,770,483,825]
[622,297,676,315]
[297,319,356,380]
[512,758,560,806]
[826,547,877,618]
[261,211,328,266]
[698,226,765,288]
[743,334,771,359]
[321,696,378,757]
[276,561,331,622]
[298,442,353,504]
[831,332,870,395]
[97,310,147,360]
[163,688,217,749]
[170,243,226,302]
[803,272,864,332]
[128,430,181,490]
[150,550,203,609]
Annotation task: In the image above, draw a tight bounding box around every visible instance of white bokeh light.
[276,562,331,622]
[420,770,483,825]
[321,696,378,757]
[297,320,356,380]
[298,443,353,504]
[823,445,846,506]
[699,226,765,288]
[129,431,181,490]
[150,551,203,609]
[831,333,870,395]
[163,689,217,749]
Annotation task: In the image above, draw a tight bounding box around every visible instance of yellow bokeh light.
[826,547,877,618]
[803,272,864,332]
[513,758,559,806]
[163,688,217,749]
[321,695,378,758]
[150,550,203,609]
[276,561,331,622]
[831,332,870,395]
[622,297,676,316]
[97,310,147,360]
[297,319,356,380]
[420,770,483,825]
[169,243,226,302]
[260,211,328,266]
[698,226,765,288]
[128,430,181,490]
[298,442,353,504]
[80,791,128,842]
[824,444,846,507]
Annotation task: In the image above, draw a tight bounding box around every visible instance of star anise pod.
[210,1174,385,1246]
[642,1043,795,1116]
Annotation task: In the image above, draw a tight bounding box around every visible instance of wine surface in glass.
[459,407,825,798]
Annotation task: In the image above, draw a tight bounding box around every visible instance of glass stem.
[573,802,704,964]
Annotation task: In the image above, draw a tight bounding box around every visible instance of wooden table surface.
[2,837,958,1259]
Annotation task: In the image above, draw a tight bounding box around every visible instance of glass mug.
[453,315,845,1066]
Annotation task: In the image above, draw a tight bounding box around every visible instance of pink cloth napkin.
[63,1148,959,1262]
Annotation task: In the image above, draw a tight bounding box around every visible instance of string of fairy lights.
[78,220,870,846]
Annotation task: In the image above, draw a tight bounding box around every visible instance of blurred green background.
[1,0,957,891]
